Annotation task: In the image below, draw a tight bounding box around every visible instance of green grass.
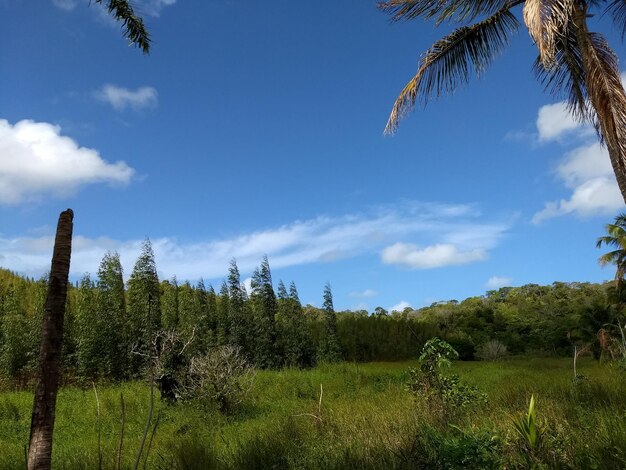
[1,358,625,469]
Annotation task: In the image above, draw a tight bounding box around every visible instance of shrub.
[177,345,256,414]
[476,339,508,361]
[407,338,486,415]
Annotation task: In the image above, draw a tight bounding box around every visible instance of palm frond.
[533,17,591,125]
[94,0,150,53]
[605,0,626,39]
[523,0,575,68]
[574,12,626,197]
[599,250,621,267]
[378,0,514,24]
[384,7,519,134]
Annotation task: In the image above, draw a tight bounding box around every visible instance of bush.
[177,346,256,414]
[407,338,486,416]
[476,339,508,361]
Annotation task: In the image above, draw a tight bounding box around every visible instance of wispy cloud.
[0,202,510,281]
[349,289,378,298]
[136,0,176,17]
[381,243,487,269]
[486,276,511,289]
[96,85,158,111]
[0,119,134,205]
[52,0,78,11]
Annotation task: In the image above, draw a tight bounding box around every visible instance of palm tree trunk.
[27,209,74,470]
[574,4,626,204]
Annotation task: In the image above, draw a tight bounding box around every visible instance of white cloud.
[0,202,509,280]
[536,102,584,141]
[486,276,511,289]
[390,301,412,313]
[349,289,378,298]
[0,119,134,205]
[381,243,487,269]
[52,0,78,10]
[96,85,158,111]
[533,142,623,223]
[136,0,176,17]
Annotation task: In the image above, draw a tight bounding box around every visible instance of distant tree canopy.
[0,255,622,382]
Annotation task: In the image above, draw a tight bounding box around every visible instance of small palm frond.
[94,0,150,53]
[384,6,519,134]
[598,250,621,266]
[606,0,626,39]
[378,0,514,24]
[523,0,575,68]
[533,17,591,125]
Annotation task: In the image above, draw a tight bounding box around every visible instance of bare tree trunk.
[27,209,74,470]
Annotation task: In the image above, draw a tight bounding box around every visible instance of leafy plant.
[407,338,486,415]
[512,394,542,464]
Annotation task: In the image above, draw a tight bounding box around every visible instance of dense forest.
[0,239,623,384]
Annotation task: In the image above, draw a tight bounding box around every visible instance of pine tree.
[75,274,103,378]
[250,256,278,368]
[126,239,161,375]
[193,279,211,354]
[96,252,127,379]
[216,281,230,346]
[160,277,179,330]
[227,260,250,356]
[277,281,315,367]
[318,283,342,363]
[205,284,218,346]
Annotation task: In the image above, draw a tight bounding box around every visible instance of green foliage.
[3,359,625,468]
[126,239,161,375]
[408,338,486,415]
[249,256,278,368]
[317,283,342,363]
[512,394,542,453]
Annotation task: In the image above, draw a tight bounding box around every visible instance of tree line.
[0,240,622,383]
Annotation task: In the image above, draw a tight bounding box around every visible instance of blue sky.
[1,0,625,311]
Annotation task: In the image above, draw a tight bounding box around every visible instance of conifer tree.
[277,281,315,367]
[75,274,102,378]
[193,279,211,354]
[96,252,127,379]
[160,277,179,330]
[227,260,250,356]
[250,256,278,368]
[318,283,342,362]
[216,281,230,346]
[126,239,161,374]
[205,284,218,346]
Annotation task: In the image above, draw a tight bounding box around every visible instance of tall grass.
[0,358,624,468]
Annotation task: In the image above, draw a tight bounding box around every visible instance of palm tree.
[597,213,626,287]
[380,0,626,204]
[27,209,74,470]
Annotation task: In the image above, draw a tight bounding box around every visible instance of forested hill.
[0,251,619,383]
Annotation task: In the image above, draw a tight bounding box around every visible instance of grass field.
[1,358,625,469]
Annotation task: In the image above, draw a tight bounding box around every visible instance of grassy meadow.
[1,358,625,469]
